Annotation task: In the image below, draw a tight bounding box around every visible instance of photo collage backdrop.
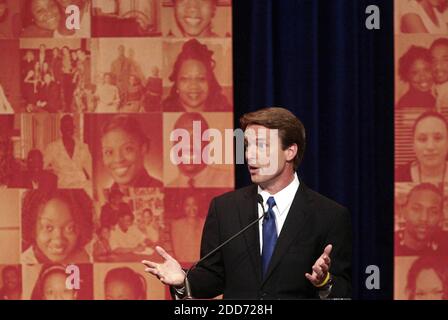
[0,0,233,300]
[395,0,448,300]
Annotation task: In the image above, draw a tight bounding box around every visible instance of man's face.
[118,46,125,57]
[3,269,19,291]
[431,44,448,84]
[27,152,43,174]
[43,73,52,84]
[183,196,199,218]
[110,194,122,206]
[60,117,74,138]
[100,227,110,240]
[405,189,442,243]
[173,115,208,176]
[174,0,216,37]
[245,125,290,186]
[151,67,159,77]
[104,74,112,84]
[118,215,133,232]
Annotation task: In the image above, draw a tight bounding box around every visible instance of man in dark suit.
[19,149,57,190]
[143,107,351,299]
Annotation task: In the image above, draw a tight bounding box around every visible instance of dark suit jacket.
[19,170,58,190]
[184,182,352,300]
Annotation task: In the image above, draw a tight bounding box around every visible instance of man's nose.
[186,78,201,89]
[112,150,125,163]
[51,228,64,240]
[246,145,257,162]
[419,210,429,223]
[425,138,436,149]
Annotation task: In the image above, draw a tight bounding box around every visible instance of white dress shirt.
[44,138,92,189]
[257,173,300,253]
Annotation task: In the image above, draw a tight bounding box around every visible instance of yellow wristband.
[315,272,331,288]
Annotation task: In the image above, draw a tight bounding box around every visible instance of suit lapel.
[261,183,310,286]
[238,184,262,284]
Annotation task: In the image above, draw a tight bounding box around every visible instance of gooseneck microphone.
[183,194,267,299]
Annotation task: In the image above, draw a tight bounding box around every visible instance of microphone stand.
[183,195,267,300]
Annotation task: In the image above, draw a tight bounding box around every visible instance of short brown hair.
[240,107,306,170]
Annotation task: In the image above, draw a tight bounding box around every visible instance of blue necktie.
[261,196,277,277]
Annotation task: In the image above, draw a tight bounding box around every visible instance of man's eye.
[417,136,427,143]
[45,225,54,232]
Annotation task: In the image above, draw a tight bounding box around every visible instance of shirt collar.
[257,172,300,216]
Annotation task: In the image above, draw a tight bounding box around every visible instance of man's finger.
[320,263,329,274]
[324,244,333,257]
[312,265,323,278]
[317,257,326,267]
[144,267,159,276]
[305,273,317,283]
[155,246,173,261]
[141,260,158,268]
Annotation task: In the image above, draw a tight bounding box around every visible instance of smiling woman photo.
[21,189,93,264]
[397,45,436,109]
[21,0,61,37]
[100,115,163,189]
[162,39,231,112]
[173,0,217,37]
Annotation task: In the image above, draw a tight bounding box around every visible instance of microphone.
[183,194,267,299]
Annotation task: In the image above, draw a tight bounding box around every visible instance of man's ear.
[285,144,298,162]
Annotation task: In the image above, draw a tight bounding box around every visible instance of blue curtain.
[233,0,394,299]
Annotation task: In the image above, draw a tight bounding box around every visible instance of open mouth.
[417,81,431,91]
[184,17,203,27]
[181,149,202,164]
[112,166,131,177]
[46,16,58,27]
[248,165,261,174]
[186,92,204,101]
[48,245,66,256]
